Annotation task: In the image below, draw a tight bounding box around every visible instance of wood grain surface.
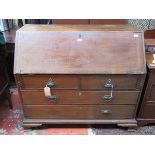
[14,25,146,74]
[18,74,143,90]
[24,105,135,119]
[21,90,140,105]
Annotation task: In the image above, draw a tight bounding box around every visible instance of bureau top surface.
[17,24,141,32]
[14,24,146,74]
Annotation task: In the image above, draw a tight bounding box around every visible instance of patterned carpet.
[90,125,155,135]
[1,89,155,135]
[0,90,87,135]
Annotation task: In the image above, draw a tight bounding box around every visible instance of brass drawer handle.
[102,95,113,101]
[46,81,55,88]
[47,95,58,101]
[101,109,111,115]
[104,79,113,88]
[104,82,113,88]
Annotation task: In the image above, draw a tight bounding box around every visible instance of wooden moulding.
[137,118,155,127]
[22,119,137,128]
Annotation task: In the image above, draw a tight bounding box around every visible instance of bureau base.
[22,119,137,128]
[137,118,155,127]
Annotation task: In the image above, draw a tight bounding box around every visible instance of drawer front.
[24,105,135,119]
[20,75,78,89]
[147,84,155,101]
[151,71,155,84]
[140,104,155,118]
[21,90,140,105]
[81,75,141,90]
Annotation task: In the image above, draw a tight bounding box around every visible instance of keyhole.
[77,34,83,42]
[79,92,82,96]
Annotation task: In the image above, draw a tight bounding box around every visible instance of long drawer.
[24,105,135,119]
[21,90,140,105]
[18,75,143,90]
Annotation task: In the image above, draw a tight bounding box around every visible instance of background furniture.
[137,53,155,126]
[89,19,125,24]
[51,19,125,24]
[2,27,17,81]
[51,19,89,24]
[0,36,12,108]
[137,28,155,126]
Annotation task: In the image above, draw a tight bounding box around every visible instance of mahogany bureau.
[14,24,146,128]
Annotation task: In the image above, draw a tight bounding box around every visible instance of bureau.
[14,24,146,128]
[137,53,155,126]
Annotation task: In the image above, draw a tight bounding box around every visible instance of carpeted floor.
[0,90,88,135]
[90,125,155,135]
[1,89,155,135]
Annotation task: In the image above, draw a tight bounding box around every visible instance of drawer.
[20,75,78,89]
[21,90,140,105]
[140,104,155,118]
[81,75,142,90]
[147,84,155,101]
[150,71,155,84]
[89,19,125,25]
[24,105,135,119]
